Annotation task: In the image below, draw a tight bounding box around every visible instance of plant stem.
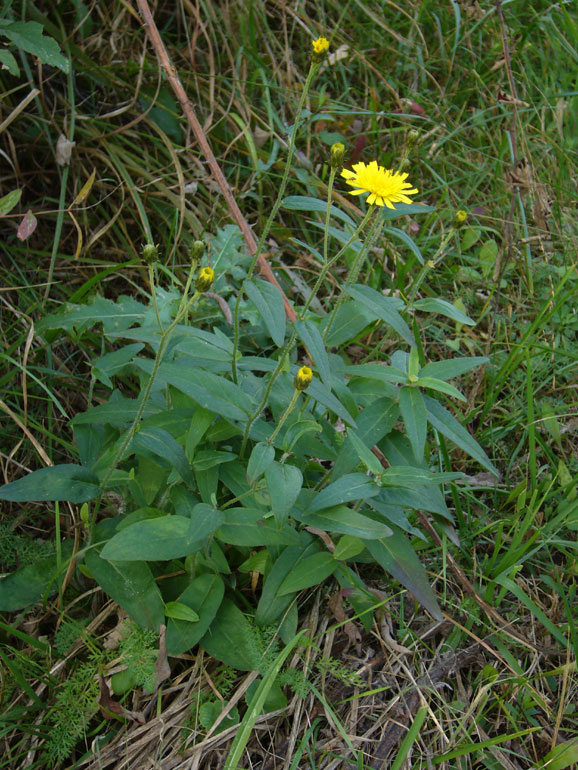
[267,389,300,446]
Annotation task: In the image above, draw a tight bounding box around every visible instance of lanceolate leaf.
[244,278,286,347]
[293,319,331,386]
[132,427,195,488]
[0,464,100,503]
[307,473,379,513]
[424,395,497,474]
[277,552,338,596]
[345,284,414,345]
[166,573,225,656]
[399,386,427,461]
[265,462,303,525]
[364,529,442,620]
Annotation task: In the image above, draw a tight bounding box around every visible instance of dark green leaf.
[295,504,391,539]
[345,285,414,345]
[277,552,337,596]
[0,21,69,72]
[265,462,303,525]
[256,542,319,626]
[247,442,275,484]
[166,574,225,656]
[164,601,200,622]
[413,298,475,325]
[418,356,489,382]
[85,550,164,631]
[399,386,427,461]
[0,464,100,503]
[217,507,300,546]
[307,473,379,513]
[322,300,375,347]
[132,427,195,487]
[244,278,286,347]
[200,599,259,670]
[364,529,442,620]
[282,195,356,227]
[293,320,331,387]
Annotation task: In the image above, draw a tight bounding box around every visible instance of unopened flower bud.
[294,365,313,391]
[141,243,159,265]
[195,266,214,292]
[330,142,345,170]
[407,129,420,148]
[191,240,205,261]
[453,210,468,228]
[311,36,329,64]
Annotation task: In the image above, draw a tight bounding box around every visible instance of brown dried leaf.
[328,591,362,650]
[153,624,171,693]
[98,675,146,724]
[17,209,37,241]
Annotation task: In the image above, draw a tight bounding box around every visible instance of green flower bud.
[195,266,214,292]
[330,142,345,170]
[294,365,313,391]
[191,240,205,261]
[453,210,468,228]
[407,129,420,148]
[141,243,159,265]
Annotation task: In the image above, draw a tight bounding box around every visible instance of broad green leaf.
[277,552,337,596]
[101,507,224,561]
[295,504,391,539]
[0,544,71,611]
[145,360,253,421]
[539,738,578,770]
[282,419,322,452]
[424,395,497,474]
[200,598,260,670]
[416,376,466,401]
[333,398,398,477]
[132,427,195,488]
[399,386,427,461]
[247,442,275,484]
[0,188,21,216]
[265,462,303,525]
[333,535,366,561]
[164,601,200,622]
[347,430,384,476]
[294,320,331,386]
[91,343,144,387]
[460,227,481,251]
[71,395,163,425]
[85,549,164,631]
[192,449,236,471]
[345,284,414,346]
[307,473,379,513]
[322,300,375,347]
[37,295,146,334]
[166,573,225,655]
[0,464,100,503]
[256,542,319,626]
[245,679,288,713]
[282,195,356,227]
[419,356,488,382]
[364,529,442,620]
[306,375,357,427]
[244,278,286,347]
[345,363,407,385]
[413,298,475,325]
[199,701,240,733]
[0,21,69,72]
[217,507,300,546]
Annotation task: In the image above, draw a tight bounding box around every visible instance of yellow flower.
[340,161,419,209]
[312,37,329,55]
[195,266,214,292]
[294,366,313,392]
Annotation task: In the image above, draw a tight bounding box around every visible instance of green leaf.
[347,430,384,476]
[294,320,331,387]
[164,601,200,622]
[413,298,475,325]
[282,419,322,453]
[380,202,435,219]
[306,376,357,428]
[333,398,398,477]
[132,427,195,488]
[416,376,466,401]
[244,278,286,347]
[85,549,164,631]
[0,49,18,75]
[419,356,488,382]
[37,295,146,335]
[247,442,275,484]
[0,548,71,611]
[192,450,236,471]
[424,395,497,474]
[345,285,414,346]
[217,507,301,546]
[71,395,163,425]
[364,529,442,620]
[256,542,319,626]
[282,195,356,227]
[0,464,100,503]
[0,188,21,215]
[200,599,259,670]
[539,738,578,770]
[277,552,337,596]
[399,387,427,461]
[265,462,303,525]
[345,363,407,385]
[307,473,379,513]
[460,227,481,251]
[91,343,144,387]
[333,535,366,561]
[199,701,240,733]
[380,465,462,486]
[166,573,225,656]
[295,504,391,539]
[0,21,69,72]
[384,226,424,264]
[322,300,375,347]
[101,507,224,561]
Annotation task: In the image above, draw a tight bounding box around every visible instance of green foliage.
[117,621,159,693]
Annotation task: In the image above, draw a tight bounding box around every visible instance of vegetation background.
[0,0,577,768]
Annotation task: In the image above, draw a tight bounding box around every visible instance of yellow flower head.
[195,266,214,292]
[341,161,419,209]
[454,209,468,227]
[294,366,313,392]
[312,37,329,55]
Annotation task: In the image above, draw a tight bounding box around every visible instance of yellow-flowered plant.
[341,161,419,209]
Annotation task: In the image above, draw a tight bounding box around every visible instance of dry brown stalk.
[134,0,297,321]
